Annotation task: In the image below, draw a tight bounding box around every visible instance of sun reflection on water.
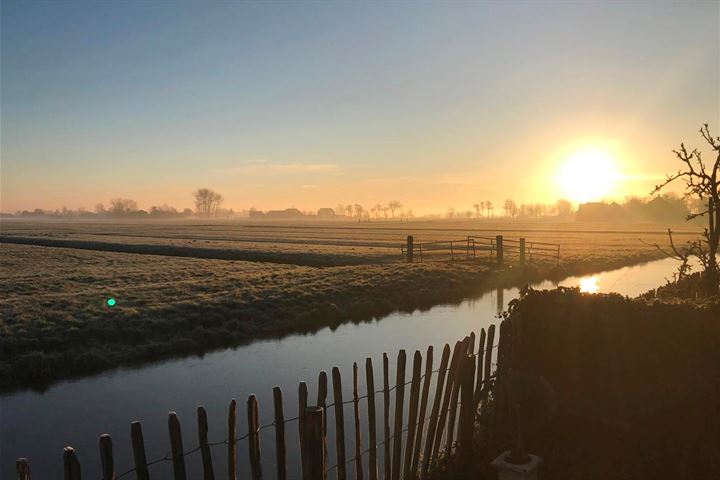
[579,276,600,293]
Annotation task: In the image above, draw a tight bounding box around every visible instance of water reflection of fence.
[401,235,560,265]
[16,325,507,480]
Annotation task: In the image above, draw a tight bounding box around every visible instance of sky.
[1,1,719,214]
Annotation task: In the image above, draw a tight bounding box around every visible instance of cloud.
[212,160,339,175]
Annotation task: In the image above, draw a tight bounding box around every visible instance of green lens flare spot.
[107,298,116,307]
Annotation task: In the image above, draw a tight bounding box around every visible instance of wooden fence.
[402,235,560,266]
[15,324,508,480]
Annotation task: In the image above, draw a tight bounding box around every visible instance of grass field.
[0,218,702,389]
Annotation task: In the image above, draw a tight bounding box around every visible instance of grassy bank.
[1,239,664,391]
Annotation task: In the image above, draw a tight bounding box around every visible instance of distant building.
[317,208,336,217]
[265,208,305,219]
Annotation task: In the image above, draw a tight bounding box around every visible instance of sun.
[555,147,620,203]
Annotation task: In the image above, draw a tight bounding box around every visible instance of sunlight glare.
[579,276,600,294]
[555,148,620,203]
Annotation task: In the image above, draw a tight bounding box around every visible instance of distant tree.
[382,207,389,218]
[473,203,480,218]
[182,208,194,217]
[193,188,224,217]
[388,201,402,219]
[95,203,106,214]
[486,200,494,217]
[406,209,414,218]
[465,210,473,218]
[336,204,346,216]
[109,198,139,215]
[651,123,720,295]
[345,205,354,217]
[353,204,364,218]
[374,203,383,218]
[447,206,455,218]
[504,199,518,218]
[556,199,573,217]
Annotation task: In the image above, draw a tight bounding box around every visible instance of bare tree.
[353,203,364,219]
[473,203,480,218]
[109,198,138,215]
[193,188,224,217]
[651,123,720,295]
[388,201,402,219]
[374,203,383,218]
[486,200,493,217]
[94,203,105,214]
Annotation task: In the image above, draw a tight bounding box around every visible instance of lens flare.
[579,277,599,294]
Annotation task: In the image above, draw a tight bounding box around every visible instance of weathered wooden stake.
[99,434,115,480]
[299,382,308,480]
[228,399,238,480]
[273,387,287,480]
[473,329,487,410]
[391,350,406,480]
[519,238,526,266]
[458,354,476,466]
[168,413,187,480]
[332,366,347,480]
[446,338,468,451]
[63,447,81,480]
[365,358,378,480]
[421,344,451,478]
[353,363,364,480]
[410,346,433,475]
[484,324,496,386]
[383,353,391,480]
[317,371,329,467]
[496,235,504,266]
[432,340,461,461]
[247,395,263,480]
[16,458,31,480]
[197,406,215,480]
[402,351,422,480]
[406,236,414,263]
[130,422,150,480]
[304,406,327,480]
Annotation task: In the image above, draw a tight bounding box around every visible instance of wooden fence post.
[365,358,378,480]
[273,387,287,480]
[432,340,461,461]
[197,407,215,480]
[410,346,433,476]
[228,399,238,480]
[446,338,468,451]
[496,235,504,266]
[458,354,476,467]
[519,238,526,266]
[473,329,487,410]
[99,434,115,480]
[299,382,308,480]
[168,413,187,480]
[382,353,391,480]
[406,236,414,263]
[353,363,364,480]
[63,447,81,480]
[247,395,263,480]
[130,422,150,480]
[317,371,328,466]
[402,351,422,479]
[332,366,347,480]
[391,350,406,480]
[16,458,31,480]
[304,407,327,480]
[421,344,451,479]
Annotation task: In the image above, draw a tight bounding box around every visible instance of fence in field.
[401,235,560,266]
[15,324,509,480]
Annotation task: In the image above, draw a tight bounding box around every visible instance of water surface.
[1,258,679,479]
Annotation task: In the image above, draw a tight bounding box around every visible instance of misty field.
[0,218,701,389]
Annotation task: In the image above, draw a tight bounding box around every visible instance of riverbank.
[0,243,664,391]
